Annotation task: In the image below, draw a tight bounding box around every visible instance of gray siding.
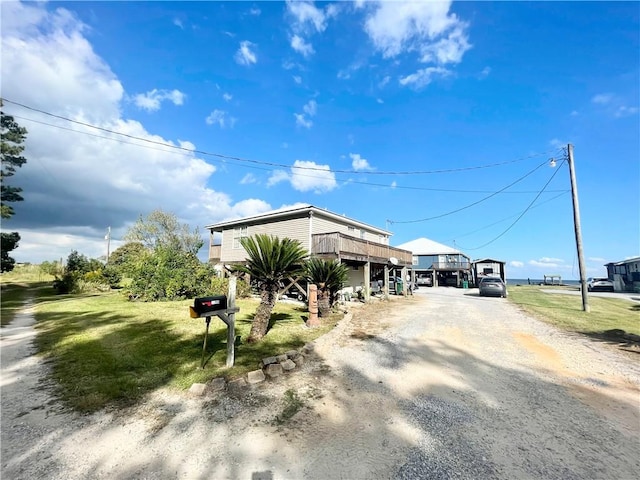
[219,216,310,263]
[313,214,388,244]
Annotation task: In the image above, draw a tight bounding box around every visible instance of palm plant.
[304,257,349,316]
[236,234,307,342]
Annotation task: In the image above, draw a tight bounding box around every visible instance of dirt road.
[1,288,639,479]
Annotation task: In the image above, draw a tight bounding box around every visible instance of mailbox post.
[189,276,239,369]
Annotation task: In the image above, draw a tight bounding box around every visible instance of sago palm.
[304,257,349,316]
[236,234,307,342]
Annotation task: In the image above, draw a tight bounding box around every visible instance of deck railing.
[311,232,412,265]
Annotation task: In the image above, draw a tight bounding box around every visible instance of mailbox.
[190,295,228,318]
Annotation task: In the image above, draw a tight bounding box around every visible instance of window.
[412,256,419,266]
[483,267,494,275]
[233,226,248,249]
[360,229,365,239]
[348,226,356,236]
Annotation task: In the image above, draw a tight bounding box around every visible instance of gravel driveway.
[2,288,639,479]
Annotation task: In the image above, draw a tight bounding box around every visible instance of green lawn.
[1,265,55,326]
[508,285,639,336]
[32,288,338,412]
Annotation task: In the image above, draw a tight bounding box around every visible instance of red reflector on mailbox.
[192,295,228,317]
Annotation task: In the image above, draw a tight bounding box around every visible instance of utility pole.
[567,144,590,312]
[105,226,111,264]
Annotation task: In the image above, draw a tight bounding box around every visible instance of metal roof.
[395,237,464,256]
[205,204,392,236]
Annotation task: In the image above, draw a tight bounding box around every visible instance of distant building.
[395,237,471,287]
[472,258,506,284]
[605,257,640,292]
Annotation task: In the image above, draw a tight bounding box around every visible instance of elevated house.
[205,204,413,300]
[605,256,640,292]
[472,258,506,285]
[395,237,471,287]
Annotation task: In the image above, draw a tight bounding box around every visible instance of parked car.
[587,277,614,292]
[478,276,507,298]
[416,274,433,287]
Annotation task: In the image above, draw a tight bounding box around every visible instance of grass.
[507,285,639,336]
[274,388,305,425]
[31,286,338,412]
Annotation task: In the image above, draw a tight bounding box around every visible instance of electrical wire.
[388,159,551,224]
[450,190,570,240]
[454,158,568,251]
[3,97,560,176]
[12,112,568,195]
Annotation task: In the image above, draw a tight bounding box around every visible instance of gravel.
[1,288,639,479]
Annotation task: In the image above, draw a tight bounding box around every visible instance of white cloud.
[294,99,318,128]
[588,257,606,263]
[1,1,266,262]
[249,7,261,16]
[205,109,236,128]
[479,66,491,79]
[222,93,232,102]
[240,173,257,185]
[540,257,563,263]
[268,160,337,193]
[529,260,559,268]
[291,34,315,57]
[390,181,397,188]
[132,88,186,112]
[364,1,471,66]
[349,153,373,171]
[379,75,391,87]
[293,75,302,84]
[399,66,451,89]
[376,98,384,104]
[592,93,612,105]
[509,261,524,268]
[615,105,639,117]
[294,113,313,129]
[235,40,257,65]
[303,99,317,116]
[286,0,328,33]
[173,18,184,29]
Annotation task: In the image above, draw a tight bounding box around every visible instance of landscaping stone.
[302,343,315,355]
[264,363,283,378]
[261,356,278,367]
[285,350,299,360]
[293,355,305,367]
[276,354,288,363]
[188,383,207,396]
[247,370,266,384]
[281,359,296,371]
[227,377,247,392]
[207,377,226,393]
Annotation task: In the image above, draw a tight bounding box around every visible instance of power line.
[454,159,567,251]
[388,158,551,224]
[450,190,570,240]
[3,97,560,176]
[13,111,568,195]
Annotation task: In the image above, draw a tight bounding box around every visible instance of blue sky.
[2,1,638,279]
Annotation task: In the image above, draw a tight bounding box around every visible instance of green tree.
[124,209,203,255]
[304,258,349,316]
[108,241,146,276]
[0,232,19,272]
[235,234,308,343]
[127,246,215,301]
[1,101,28,272]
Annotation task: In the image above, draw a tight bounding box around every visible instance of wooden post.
[308,284,320,326]
[226,276,237,367]
[401,266,408,296]
[364,261,371,302]
[201,316,211,369]
[384,265,390,299]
